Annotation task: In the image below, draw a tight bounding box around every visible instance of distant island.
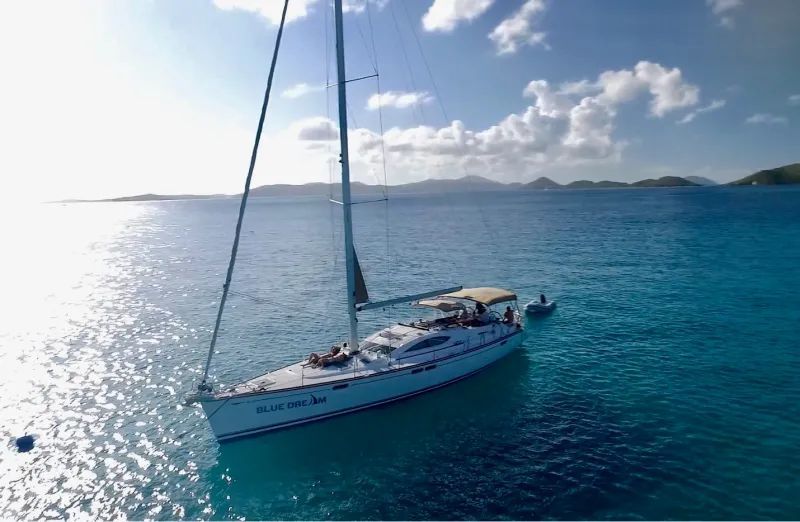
[685,176,718,186]
[729,163,800,186]
[66,162,798,202]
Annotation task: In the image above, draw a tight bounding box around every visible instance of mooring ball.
[15,435,35,453]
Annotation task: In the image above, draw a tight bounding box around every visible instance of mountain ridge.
[67,163,798,202]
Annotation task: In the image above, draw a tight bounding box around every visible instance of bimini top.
[413,298,467,313]
[439,287,517,306]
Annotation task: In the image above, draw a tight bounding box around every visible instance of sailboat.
[188,0,524,442]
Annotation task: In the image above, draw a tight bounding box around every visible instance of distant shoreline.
[56,162,798,202]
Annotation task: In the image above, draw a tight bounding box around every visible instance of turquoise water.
[1,187,799,519]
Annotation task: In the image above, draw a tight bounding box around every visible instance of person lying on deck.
[307,345,342,366]
[307,345,350,368]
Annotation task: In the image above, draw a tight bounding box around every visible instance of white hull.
[525,301,556,314]
[200,329,523,442]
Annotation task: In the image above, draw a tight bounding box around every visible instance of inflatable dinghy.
[525,300,556,314]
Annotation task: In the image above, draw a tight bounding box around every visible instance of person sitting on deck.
[539,293,547,304]
[474,303,490,325]
[307,345,346,368]
[503,306,515,324]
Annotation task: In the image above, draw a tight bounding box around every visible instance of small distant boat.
[525,299,556,315]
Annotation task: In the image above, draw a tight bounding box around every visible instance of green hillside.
[730,163,800,185]
[631,176,699,187]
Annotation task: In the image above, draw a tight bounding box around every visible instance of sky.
[1,0,799,201]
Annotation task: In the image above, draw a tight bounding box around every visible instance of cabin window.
[407,336,450,352]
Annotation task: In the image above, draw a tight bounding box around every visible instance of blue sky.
[1,0,799,200]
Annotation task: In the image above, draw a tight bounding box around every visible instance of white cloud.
[634,61,700,117]
[422,0,494,32]
[281,82,323,99]
[278,60,699,184]
[789,94,800,106]
[290,88,620,184]
[745,113,788,125]
[212,0,318,24]
[557,61,700,117]
[342,0,389,14]
[366,91,433,110]
[291,117,339,140]
[562,97,616,159]
[706,0,743,29]
[558,79,596,96]
[523,80,573,117]
[596,69,646,105]
[489,0,547,55]
[677,99,726,124]
[212,0,386,21]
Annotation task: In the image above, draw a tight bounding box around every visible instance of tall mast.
[333,0,359,350]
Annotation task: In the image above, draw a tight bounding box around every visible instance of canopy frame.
[438,287,517,306]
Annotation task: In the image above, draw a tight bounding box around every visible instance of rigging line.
[388,0,427,124]
[326,73,379,87]
[365,0,388,200]
[199,0,290,390]
[398,3,501,259]
[400,0,449,125]
[325,0,334,201]
[228,289,269,304]
[365,0,391,300]
[353,11,378,73]
[325,1,339,333]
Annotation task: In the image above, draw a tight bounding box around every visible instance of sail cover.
[439,287,516,306]
[354,249,369,304]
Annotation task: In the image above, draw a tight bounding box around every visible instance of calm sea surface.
[1,187,799,520]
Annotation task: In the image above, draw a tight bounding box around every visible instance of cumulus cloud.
[422,0,494,32]
[212,0,386,22]
[281,82,323,99]
[745,113,788,125]
[366,91,433,110]
[594,62,700,116]
[789,94,800,106]
[212,0,318,24]
[342,0,390,14]
[523,80,573,117]
[489,0,547,55]
[596,69,646,105]
[291,117,339,140]
[558,79,596,96]
[677,99,726,124]
[706,0,743,29]
[634,61,700,116]
[562,97,616,159]
[269,60,699,185]
[553,61,700,117]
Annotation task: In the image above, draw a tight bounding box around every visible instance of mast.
[333,0,360,350]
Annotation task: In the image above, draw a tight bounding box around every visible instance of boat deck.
[215,321,515,398]
[216,352,409,397]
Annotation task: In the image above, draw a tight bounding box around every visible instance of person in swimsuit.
[307,345,342,367]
